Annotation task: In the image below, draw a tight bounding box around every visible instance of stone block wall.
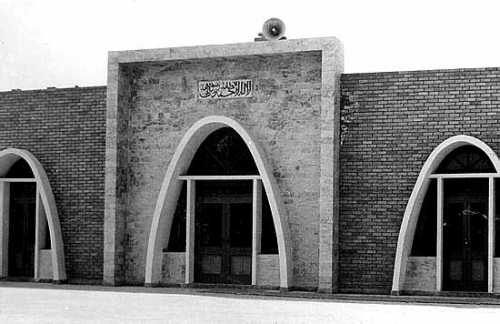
[403,257,436,292]
[161,252,185,284]
[0,86,106,282]
[340,68,500,293]
[117,52,323,289]
[257,254,280,287]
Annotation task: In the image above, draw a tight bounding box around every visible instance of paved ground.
[1,284,500,323]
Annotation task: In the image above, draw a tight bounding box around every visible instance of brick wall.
[0,86,106,281]
[339,68,500,293]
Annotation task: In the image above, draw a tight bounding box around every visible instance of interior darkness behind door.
[8,182,36,278]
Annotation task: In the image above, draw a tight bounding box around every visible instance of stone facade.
[112,51,324,288]
[104,38,343,290]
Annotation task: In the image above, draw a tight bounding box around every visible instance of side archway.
[145,116,292,288]
[0,148,66,281]
[392,135,500,293]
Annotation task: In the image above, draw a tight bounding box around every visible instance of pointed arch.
[392,135,500,293]
[0,148,66,281]
[145,116,292,288]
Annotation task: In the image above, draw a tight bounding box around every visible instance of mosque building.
[1,19,500,295]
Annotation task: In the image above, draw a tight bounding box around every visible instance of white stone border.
[392,135,500,293]
[0,148,66,281]
[108,37,342,64]
[144,116,292,288]
[106,37,343,289]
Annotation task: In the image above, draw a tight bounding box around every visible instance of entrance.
[443,179,488,291]
[8,182,36,278]
[159,125,284,287]
[195,181,252,285]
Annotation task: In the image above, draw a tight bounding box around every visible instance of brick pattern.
[340,68,500,293]
[0,87,106,281]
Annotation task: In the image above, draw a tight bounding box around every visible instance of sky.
[1,0,500,91]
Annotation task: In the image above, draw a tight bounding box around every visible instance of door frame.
[179,175,262,286]
[431,173,495,292]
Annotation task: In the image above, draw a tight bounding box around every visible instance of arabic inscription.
[198,79,253,99]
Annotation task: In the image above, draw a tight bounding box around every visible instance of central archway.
[145,116,292,288]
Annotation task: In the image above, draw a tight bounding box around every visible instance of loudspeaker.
[261,18,286,41]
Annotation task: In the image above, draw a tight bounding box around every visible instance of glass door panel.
[443,178,488,292]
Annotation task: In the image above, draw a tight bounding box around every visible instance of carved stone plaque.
[198,79,253,99]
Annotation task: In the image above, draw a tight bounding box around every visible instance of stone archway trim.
[144,116,292,288]
[0,148,66,281]
[391,135,500,293]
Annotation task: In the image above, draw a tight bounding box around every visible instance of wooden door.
[195,199,252,285]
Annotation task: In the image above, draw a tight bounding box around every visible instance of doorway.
[443,179,488,291]
[194,181,252,285]
[158,125,284,287]
[8,182,36,278]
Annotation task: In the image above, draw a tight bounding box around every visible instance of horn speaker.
[261,18,286,40]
